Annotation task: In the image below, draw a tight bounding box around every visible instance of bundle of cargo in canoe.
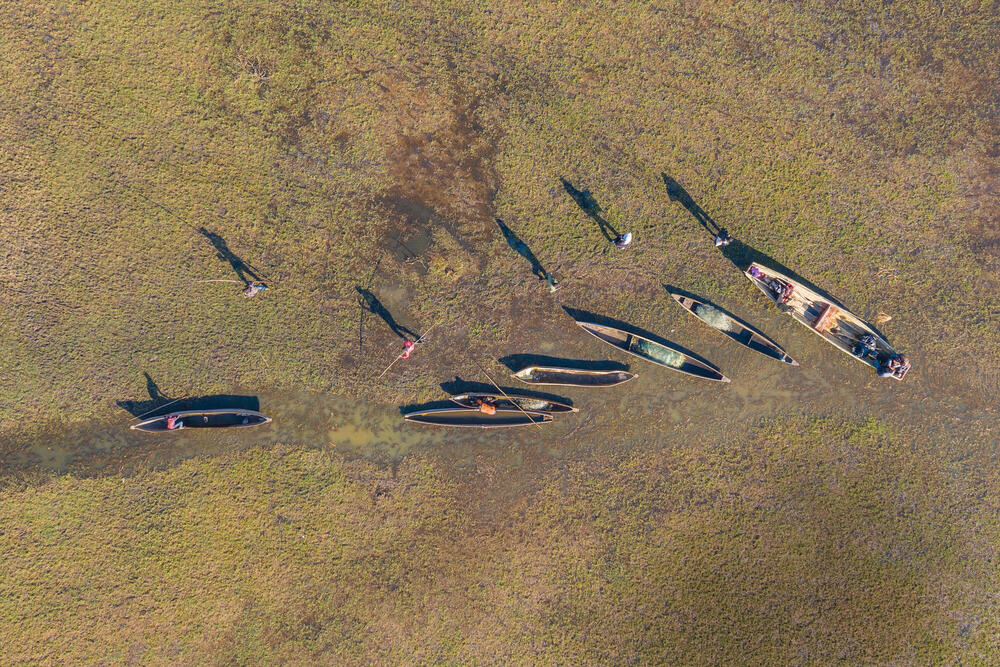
[574,320,729,382]
[669,292,797,365]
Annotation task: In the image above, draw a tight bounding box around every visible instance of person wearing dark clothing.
[853,334,878,360]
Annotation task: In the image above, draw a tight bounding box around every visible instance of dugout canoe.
[450,392,578,413]
[574,320,729,382]
[511,366,637,387]
[670,293,798,365]
[131,409,272,433]
[744,262,910,380]
[403,407,553,428]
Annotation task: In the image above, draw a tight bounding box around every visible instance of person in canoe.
[852,334,880,363]
[878,353,911,379]
[165,415,184,430]
[749,266,793,303]
[475,399,497,415]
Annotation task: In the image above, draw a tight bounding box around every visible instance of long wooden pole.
[128,397,185,422]
[376,320,443,380]
[473,361,544,429]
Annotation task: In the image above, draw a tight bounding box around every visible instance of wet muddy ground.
[5,291,991,493]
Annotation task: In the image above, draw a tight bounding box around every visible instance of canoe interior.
[745,262,907,378]
[132,409,271,432]
[404,407,552,427]
[450,393,577,413]
[513,366,636,387]
[576,321,726,381]
[671,294,795,365]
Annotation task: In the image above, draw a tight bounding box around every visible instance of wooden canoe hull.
[450,393,578,413]
[575,320,729,382]
[744,262,908,379]
[670,293,797,365]
[131,409,272,432]
[512,366,637,387]
[403,407,553,428]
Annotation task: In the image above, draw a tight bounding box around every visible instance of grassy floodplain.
[1,0,999,662]
[2,419,998,663]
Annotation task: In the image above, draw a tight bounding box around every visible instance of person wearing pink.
[401,340,416,359]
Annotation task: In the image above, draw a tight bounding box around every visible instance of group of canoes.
[405,259,910,428]
[130,253,909,433]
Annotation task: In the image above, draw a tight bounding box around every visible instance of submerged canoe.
[131,409,272,433]
[744,262,910,380]
[403,407,552,428]
[512,366,636,387]
[450,392,578,413]
[670,293,798,366]
[575,320,729,382]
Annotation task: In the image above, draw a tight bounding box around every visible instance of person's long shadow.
[661,173,890,338]
[115,372,176,417]
[495,218,549,281]
[116,373,261,418]
[561,178,620,242]
[661,173,725,241]
[356,287,418,340]
[198,227,266,284]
